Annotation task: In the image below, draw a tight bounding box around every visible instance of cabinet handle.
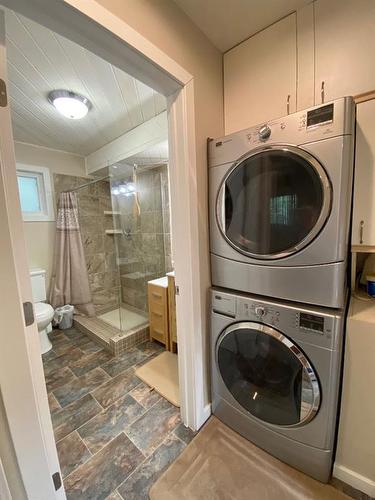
[321,81,325,104]
[152,292,162,299]
[287,94,291,115]
[360,220,364,244]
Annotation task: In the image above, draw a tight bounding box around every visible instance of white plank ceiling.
[4,9,166,156]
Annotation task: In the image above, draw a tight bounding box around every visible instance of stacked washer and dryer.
[208,97,355,482]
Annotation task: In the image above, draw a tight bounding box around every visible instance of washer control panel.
[296,312,325,334]
[212,291,236,317]
[241,301,281,326]
[211,289,340,349]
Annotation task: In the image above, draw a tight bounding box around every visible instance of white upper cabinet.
[315,0,375,104]
[352,99,375,246]
[224,14,297,134]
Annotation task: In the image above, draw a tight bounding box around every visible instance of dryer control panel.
[208,97,355,169]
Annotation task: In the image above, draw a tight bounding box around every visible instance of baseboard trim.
[333,463,375,497]
[195,403,211,430]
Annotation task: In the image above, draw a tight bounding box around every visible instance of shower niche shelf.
[104,211,121,215]
[105,229,122,235]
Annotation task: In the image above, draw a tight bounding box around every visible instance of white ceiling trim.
[86,111,168,174]
[14,140,85,158]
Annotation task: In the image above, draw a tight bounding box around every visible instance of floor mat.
[149,417,350,500]
[135,351,179,407]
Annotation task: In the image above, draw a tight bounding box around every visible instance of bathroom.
[51,144,173,355]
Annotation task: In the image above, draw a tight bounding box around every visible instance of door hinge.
[52,472,62,491]
[0,79,7,107]
[175,285,180,296]
[23,302,34,326]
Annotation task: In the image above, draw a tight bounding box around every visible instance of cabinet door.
[224,13,297,134]
[352,100,375,246]
[315,0,375,103]
[148,284,169,345]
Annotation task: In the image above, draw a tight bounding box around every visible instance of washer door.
[216,145,331,259]
[216,322,320,427]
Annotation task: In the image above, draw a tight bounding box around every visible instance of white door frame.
[0,9,65,498]
[0,0,210,496]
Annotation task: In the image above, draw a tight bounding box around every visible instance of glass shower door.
[108,160,170,336]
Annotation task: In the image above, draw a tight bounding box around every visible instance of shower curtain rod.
[63,174,111,193]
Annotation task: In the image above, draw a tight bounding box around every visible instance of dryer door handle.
[217,182,226,234]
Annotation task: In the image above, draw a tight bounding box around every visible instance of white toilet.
[30,269,54,354]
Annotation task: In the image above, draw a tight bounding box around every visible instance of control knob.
[258,125,271,140]
[255,306,266,318]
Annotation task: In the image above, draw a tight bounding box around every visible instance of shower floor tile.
[98,306,148,331]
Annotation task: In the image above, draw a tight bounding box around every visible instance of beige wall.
[14,142,86,294]
[95,0,224,403]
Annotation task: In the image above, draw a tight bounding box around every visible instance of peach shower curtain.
[49,192,95,317]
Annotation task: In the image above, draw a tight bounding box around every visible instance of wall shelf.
[352,245,375,253]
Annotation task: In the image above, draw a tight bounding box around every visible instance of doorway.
[0,1,209,498]
[4,5,189,497]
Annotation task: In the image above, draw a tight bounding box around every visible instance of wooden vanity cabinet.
[148,277,169,346]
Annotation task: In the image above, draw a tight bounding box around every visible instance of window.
[16,164,55,222]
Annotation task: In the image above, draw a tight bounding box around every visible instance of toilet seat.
[34,302,54,321]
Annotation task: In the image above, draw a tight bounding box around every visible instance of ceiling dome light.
[48,90,92,119]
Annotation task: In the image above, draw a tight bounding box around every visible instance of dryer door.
[216,321,320,427]
[217,145,331,259]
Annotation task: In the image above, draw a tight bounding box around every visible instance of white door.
[224,13,297,134]
[0,9,65,499]
[315,0,375,103]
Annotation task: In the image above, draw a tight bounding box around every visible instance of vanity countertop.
[148,276,168,288]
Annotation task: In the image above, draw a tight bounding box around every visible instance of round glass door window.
[217,145,331,259]
[217,322,320,426]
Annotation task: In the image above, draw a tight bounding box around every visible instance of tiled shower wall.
[54,174,120,314]
[112,164,172,312]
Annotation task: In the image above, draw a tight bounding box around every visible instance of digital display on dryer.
[300,313,324,333]
[307,104,334,128]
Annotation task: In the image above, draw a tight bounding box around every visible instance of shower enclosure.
[73,159,172,353]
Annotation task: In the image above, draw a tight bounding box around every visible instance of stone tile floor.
[43,327,195,500]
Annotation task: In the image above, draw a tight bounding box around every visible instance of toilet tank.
[30,268,47,303]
